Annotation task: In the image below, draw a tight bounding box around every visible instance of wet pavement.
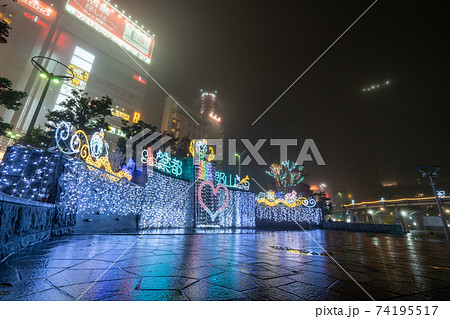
[1,230,450,301]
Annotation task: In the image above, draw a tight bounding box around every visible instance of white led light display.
[255,205,322,225]
[139,171,191,228]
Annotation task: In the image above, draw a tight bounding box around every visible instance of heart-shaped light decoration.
[198,180,229,222]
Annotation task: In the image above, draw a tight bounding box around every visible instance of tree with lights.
[266,161,305,194]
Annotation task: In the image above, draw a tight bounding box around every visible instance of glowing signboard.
[132,111,140,123]
[19,0,56,22]
[68,64,90,82]
[65,0,155,64]
[111,109,130,121]
[0,12,12,24]
[133,75,146,84]
[23,12,47,27]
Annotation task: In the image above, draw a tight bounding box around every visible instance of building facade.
[0,0,155,146]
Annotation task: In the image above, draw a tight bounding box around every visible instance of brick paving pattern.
[1,230,450,301]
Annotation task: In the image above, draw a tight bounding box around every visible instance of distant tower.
[200,90,218,115]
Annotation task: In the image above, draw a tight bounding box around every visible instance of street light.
[234,149,248,178]
[26,56,74,137]
[235,153,240,177]
[416,165,450,240]
[6,131,21,145]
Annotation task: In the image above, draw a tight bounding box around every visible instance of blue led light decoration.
[0,146,63,202]
[138,170,191,228]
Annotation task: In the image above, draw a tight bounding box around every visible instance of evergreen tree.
[0,77,27,135]
[45,89,112,135]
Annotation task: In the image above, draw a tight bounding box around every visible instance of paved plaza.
[1,230,450,301]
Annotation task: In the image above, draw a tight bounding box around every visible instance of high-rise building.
[161,94,224,140]
[199,90,218,117]
[0,0,155,145]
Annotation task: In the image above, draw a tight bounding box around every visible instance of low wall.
[0,193,70,260]
[73,212,139,234]
[323,221,404,235]
[255,205,322,229]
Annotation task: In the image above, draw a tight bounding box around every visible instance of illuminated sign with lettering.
[133,75,146,84]
[68,77,87,89]
[23,12,47,27]
[68,64,90,82]
[132,112,140,123]
[65,0,155,64]
[108,126,126,137]
[111,109,130,121]
[19,0,56,22]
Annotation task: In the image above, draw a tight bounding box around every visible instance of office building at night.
[0,0,155,145]
[161,93,224,140]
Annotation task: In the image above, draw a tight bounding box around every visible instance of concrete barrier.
[0,193,74,260]
[323,221,404,235]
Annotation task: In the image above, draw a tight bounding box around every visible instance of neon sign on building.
[65,0,155,64]
[18,0,56,22]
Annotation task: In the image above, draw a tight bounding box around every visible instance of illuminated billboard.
[65,0,155,64]
[18,0,57,22]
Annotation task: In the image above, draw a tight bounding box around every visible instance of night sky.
[127,0,449,201]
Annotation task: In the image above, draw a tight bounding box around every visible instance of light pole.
[26,56,73,137]
[416,165,450,240]
[6,131,21,145]
[235,153,240,177]
[234,149,248,178]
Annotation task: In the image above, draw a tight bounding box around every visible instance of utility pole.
[416,165,449,240]
[26,56,73,137]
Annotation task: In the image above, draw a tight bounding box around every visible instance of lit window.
[74,46,95,64]
[70,56,93,72]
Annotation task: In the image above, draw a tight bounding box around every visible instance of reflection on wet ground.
[269,245,334,256]
[1,230,450,301]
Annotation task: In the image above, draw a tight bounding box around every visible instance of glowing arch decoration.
[90,130,106,160]
[189,139,214,162]
[55,121,133,181]
[256,190,316,208]
[198,180,229,222]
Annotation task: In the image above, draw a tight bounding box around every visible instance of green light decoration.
[266,160,304,194]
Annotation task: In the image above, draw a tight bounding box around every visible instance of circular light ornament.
[90,130,105,160]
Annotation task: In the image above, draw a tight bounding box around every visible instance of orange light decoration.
[133,111,141,123]
[55,122,132,181]
[344,196,450,208]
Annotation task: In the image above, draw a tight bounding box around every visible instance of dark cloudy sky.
[127,0,449,200]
